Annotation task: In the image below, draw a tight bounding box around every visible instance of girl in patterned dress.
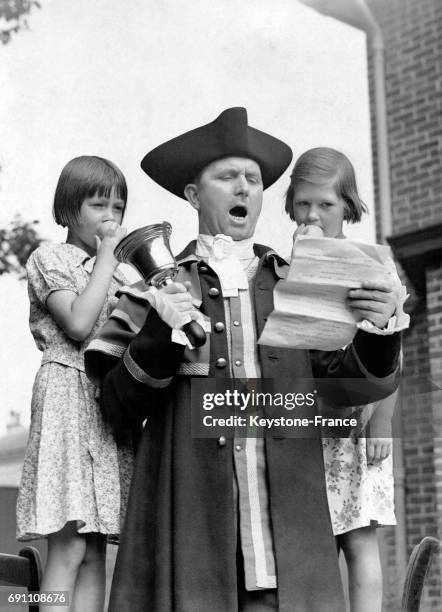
[284,147,406,612]
[16,156,134,612]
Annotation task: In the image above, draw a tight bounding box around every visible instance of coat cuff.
[123,348,173,387]
[352,330,401,378]
[101,358,154,425]
[128,307,185,382]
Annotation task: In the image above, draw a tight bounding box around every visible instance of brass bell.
[114,222,206,347]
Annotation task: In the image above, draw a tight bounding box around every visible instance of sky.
[0,0,374,436]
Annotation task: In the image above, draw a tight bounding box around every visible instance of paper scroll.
[258,236,400,351]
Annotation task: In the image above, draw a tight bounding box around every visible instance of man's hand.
[159,281,194,313]
[150,281,199,330]
[347,280,396,329]
[366,438,392,465]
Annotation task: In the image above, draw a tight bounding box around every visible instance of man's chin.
[204,223,254,241]
[223,222,254,241]
[229,229,253,241]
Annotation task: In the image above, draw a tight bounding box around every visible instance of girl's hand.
[347,280,396,329]
[366,437,392,465]
[95,222,127,266]
[292,223,324,243]
[292,223,307,243]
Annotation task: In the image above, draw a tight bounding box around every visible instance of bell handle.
[183,320,206,348]
[161,279,206,348]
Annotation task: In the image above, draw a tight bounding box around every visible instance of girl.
[284,147,404,612]
[16,156,134,612]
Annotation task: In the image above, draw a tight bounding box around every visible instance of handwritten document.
[258,236,401,351]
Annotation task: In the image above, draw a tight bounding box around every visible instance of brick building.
[301,1,442,610]
[369,2,442,611]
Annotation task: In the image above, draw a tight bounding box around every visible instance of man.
[85,107,401,611]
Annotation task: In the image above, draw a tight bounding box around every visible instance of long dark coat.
[85,243,400,612]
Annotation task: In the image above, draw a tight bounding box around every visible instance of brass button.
[234,360,242,367]
[218,436,227,447]
[214,322,225,333]
[235,444,242,452]
[209,287,220,297]
[233,320,240,327]
[215,358,227,369]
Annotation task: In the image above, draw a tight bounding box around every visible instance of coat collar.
[176,240,287,279]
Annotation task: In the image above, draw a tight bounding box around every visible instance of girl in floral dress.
[284,147,408,612]
[16,156,134,612]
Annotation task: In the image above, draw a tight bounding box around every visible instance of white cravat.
[196,234,255,297]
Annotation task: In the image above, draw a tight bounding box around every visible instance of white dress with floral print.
[321,252,404,536]
[16,242,134,541]
[322,403,396,536]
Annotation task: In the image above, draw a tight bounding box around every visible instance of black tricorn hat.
[140,107,293,199]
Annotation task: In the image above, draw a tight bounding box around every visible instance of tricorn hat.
[140,107,293,199]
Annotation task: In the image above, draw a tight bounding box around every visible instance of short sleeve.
[26,243,78,305]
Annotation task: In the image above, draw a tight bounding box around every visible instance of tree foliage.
[0,0,41,45]
[0,214,42,278]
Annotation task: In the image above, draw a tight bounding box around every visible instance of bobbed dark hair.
[284,147,368,224]
[53,156,128,227]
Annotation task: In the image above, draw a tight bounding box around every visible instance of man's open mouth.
[229,205,247,220]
